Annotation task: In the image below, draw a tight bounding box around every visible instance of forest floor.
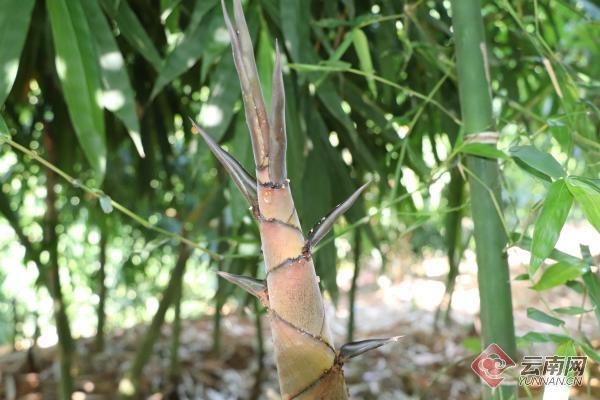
[0,223,599,399]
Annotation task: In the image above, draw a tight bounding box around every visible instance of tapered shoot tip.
[221,0,270,174]
[339,336,403,362]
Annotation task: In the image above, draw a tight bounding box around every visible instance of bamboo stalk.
[450,1,518,399]
[43,129,74,400]
[95,222,108,352]
[169,279,182,381]
[347,228,362,343]
[117,244,191,400]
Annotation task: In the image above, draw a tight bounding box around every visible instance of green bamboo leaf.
[527,307,565,327]
[582,268,600,326]
[531,261,587,291]
[317,85,378,171]
[581,343,600,364]
[556,340,578,378]
[0,114,8,133]
[302,134,337,302]
[280,0,311,63]
[256,23,274,109]
[351,28,377,97]
[565,176,600,233]
[547,118,572,153]
[518,331,570,344]
[461,143,508,159]
[509,145,565,181]
[530,179,573,275]
[48,0,106,181]
[82,0,144,158]
[552,306,594,315]
[0,0,35,105]
[150,0,217,99]
[99,0,162,70]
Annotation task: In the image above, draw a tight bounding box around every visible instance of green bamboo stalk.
[43,129,74,400]
[347,228,361,343]
[95,222,108,352]
[117,244,191,400]
[435,167,464,326]
[169,280,183,381]
[450,1,517,399]
[11,298,18,351]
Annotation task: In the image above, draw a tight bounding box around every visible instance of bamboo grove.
[0,0,599,399]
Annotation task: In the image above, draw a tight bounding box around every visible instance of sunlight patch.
[100,51,124,70]
[199,104,223,127]
[100,90,125,111]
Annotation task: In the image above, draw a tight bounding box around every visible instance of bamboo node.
[464,131,499,145]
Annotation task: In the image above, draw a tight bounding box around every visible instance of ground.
[1,222,599,399]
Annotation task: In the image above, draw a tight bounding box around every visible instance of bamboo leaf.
[301,140,337,300]
[552,306,593,315]
[461,143,508,159]
[514,273,529,281]
[280,0,311,63]
[509,145,565,181]
[339,336,402,362]
[581,343,600,364]
[307,182,370,249]
[527,307,565,327]
[518,331,571,344]
[0,0,35,105]
[150,0,218,99]
[565,176,600,234]
[531,261,587,291]
[82,0,144,158]
[351,28,377,97]
[99,0,162,70]
[582,272,600,326]
[547,118,572,153]
[48,0,106,182]
[256,24,274,109]
[530,179,573,275]
[580,245,600,325]
[190,119,258,208]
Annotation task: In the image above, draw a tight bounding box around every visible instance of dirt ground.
[1,223,599,399]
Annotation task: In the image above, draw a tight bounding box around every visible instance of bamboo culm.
[450,1,518,399]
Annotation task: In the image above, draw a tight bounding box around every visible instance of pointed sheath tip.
[306,180,372,249]
[189,118,259,209]
[217,271,269,306]
[339,335,403,362]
